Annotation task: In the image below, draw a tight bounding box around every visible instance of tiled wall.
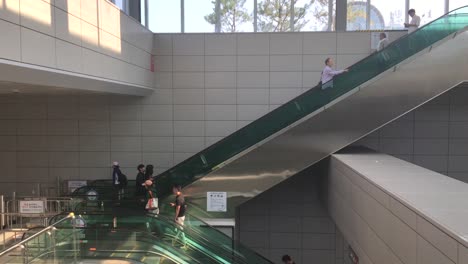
[354,84,468,183]
[237,163,340,264]
[328,153,468,264]
[0,0,153,87]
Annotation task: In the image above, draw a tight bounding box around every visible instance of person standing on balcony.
[404,9,421,34]
[321,58,348,90]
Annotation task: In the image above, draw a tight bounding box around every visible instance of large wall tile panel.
[237,34,269,55]
[0,20,21,60]
[205,56,236,72]
[270,33,302,55]
[205,34,236,55]
[56,39,83,73]
[21,28,56,67]
[303,33,337,54]
[173,34,204,56]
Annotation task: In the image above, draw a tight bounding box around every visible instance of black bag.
[317,71,323,87]
[118,173,128,187]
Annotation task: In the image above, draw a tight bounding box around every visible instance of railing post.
[72,214,78,264]
[0,195,4,229]
[48,228,57,264]
[21,245,27,264]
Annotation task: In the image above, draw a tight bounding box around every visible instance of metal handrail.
[0,212,75,257]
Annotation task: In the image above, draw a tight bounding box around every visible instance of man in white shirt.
[377,32,389,51]
[321,58,348,90]
[404,9,420,34]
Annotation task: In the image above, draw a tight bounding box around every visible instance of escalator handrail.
[0,212,75,257]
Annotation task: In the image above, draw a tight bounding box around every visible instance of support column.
[254,0,258,32]
[335,0,347,31]
[181,0,185,33]
[215,0,221,32]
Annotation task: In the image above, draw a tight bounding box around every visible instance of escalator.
[149,7,468,216]
[0,213,198,264]
[48,204,271,264]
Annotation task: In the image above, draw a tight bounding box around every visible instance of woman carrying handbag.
[144,180,159,216]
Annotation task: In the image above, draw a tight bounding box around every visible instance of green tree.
[257,0,314,32]
[205,0,252,32]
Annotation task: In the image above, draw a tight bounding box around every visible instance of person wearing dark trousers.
[112,161,126,202]
[170,185,187,249]
[135,164,146,208]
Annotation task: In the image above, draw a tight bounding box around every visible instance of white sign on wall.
[207,192,227,212]
[19,200,45,214]
[68,180,88,193]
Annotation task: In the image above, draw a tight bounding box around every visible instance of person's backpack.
[118,173,128,187]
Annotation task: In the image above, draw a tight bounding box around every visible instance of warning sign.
[19,200,45,214]
[207,192,227,212]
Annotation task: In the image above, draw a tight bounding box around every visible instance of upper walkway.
[329,148,468,263]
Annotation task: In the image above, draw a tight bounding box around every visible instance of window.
[409,0,445,26]
[297,0,335,31]
[111,0,127,13]
[257,0,293,32]
[185,0,215,32]
[148,0,181,32]
[140,0,146,27]
[347,0,367,30]
[370,0,405,29]
[450,0,467,11]
[206,0,254,32]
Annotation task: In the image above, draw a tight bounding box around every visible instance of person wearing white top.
[377,32,390,51]
[321,58,348,90]
[404,9,421,34]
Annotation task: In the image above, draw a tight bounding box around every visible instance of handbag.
[145,191,158,210]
